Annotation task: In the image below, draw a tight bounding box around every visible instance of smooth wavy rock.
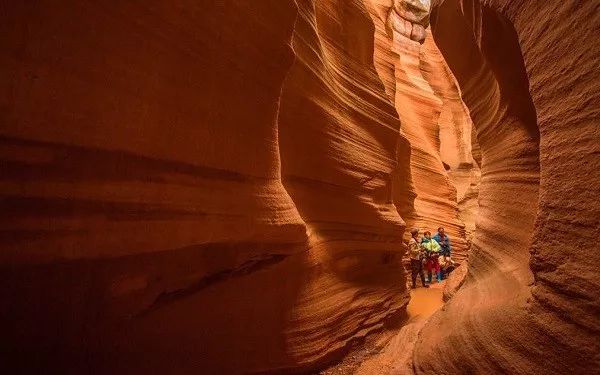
[3,0,597,373]
[365,1,417,223]
[367,1,475,263]
[413,0,600,373]
[391,26,471,262]
[422,30,481,245]
[1,0,413,373]
[1,1,307,373]
[277,0,411,370]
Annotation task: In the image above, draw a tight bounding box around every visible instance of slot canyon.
[1,0,598,374]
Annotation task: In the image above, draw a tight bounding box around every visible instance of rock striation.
[1,1,307,372]
[276,0,412,370]
[421,31,480,247]
[1,1,412,373]
[412,0,600,373]
[368,1,474,262]
[2,0,597,373]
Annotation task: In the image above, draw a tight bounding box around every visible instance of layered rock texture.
[392,29,473,262]
[412,0,600,373]
[368,1,475,263]
[277,0,412,369]
[2,0,598,374]
[1,1,410,373]
[2,2,306,372]
[422,31,481,246]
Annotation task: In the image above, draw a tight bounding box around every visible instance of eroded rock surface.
[277,0,411,369]
[367,1,474,263]
[2,0,598,373]
[1,1,411,373]
[412,0,600,373]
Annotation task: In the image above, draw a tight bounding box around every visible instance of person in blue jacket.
[433,227,452,257]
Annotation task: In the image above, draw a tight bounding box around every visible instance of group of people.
[407,226,456,288]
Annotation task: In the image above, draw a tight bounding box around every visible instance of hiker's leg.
[419,267,427,286]
[410,260,418,288]
[424,260,431,282]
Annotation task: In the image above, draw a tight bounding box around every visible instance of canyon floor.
[321,282,445,375]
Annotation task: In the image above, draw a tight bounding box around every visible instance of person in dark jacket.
[407,228,429,288]
[433,227,452,257]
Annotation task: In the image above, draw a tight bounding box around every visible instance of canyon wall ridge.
[412,0,600,373]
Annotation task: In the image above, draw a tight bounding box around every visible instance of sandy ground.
[319,281,445,374]
[404,283,445,320]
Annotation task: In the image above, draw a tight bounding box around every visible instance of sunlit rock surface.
[367,1,474,263]
[277,0,411,369]
[421,30,481,246]
[394,31,474,262]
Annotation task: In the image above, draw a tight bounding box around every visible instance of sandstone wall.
[367,1,475,263]
[277,0,411,369]
[1,1,304,372]
[392,25,470,262]
[413,0,600,373]
[1,1,412,373]
[421,31,480,245]
[3,0,594,373]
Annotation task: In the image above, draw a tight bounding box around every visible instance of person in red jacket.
[421,231,442,283]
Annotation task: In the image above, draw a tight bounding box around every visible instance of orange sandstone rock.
[277,0,411,369]
[2,0,597,373]
[1,1,413,373]
[413,0,600,373]
[368,1,474,263]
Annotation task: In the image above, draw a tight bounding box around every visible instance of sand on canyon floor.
[320,281,445,374]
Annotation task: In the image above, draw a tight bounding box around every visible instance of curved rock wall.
[391,22,472,261]
[367,1,475,263]
[414,0,600,373]
[421,31,481,245]
[277,0,411,369]
[1,0,413,373]
[3,0,596,373]
[1,1,307,372]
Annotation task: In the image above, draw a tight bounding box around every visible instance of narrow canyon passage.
[1,1,598,374]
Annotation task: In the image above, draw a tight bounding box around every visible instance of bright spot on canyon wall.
[1,0,598,374]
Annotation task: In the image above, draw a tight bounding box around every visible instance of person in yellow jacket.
[407,228,429,288]
[421,231,442,283]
